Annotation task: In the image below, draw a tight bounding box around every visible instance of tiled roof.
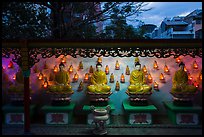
[163,21,188,25]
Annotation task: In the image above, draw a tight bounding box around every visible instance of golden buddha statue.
[171,62,197,93]
[127,62,152,94]
[87,63,111,94]
[48,62,73,93]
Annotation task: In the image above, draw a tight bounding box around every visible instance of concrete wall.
[2,55,202,115]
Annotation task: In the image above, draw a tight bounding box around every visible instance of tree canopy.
[2,2,152,39]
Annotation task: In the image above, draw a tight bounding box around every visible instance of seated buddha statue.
[127,62,152,94]
[87,63,111,94]
[48,62,73,93]
[8,68,24,93]
[171,62,197,93]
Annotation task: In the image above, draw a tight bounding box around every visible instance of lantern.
[120,73,125,83]
[105,65,109,75]
[84,73,89,83]
[184,66,187,72]
[77,81,84,92]
[89,65,94,73]
[78,61,83,69]
[164,64,169,74]
[97,57,102,63]
[115,81,120,91]
[43,81,48,88]
[147,73,153,83]
[194,81,199,88]
[38,72,43,80]
[160,73,165,83]
[199,71,202,81]
[53,65,58,73]
[176,57,181,64]
[115,60,120,70]
[142,65,147,74]
[153,81,159,91]
[8,61,14,69]
[110,73,114,83]
[188,73,193,81]
[153,61,158,70]
[193,60,198,69]
[61,56,66,63]
[73,73,79,82]
[13,75,16,80]
[69,65,73,73]
[126,65,130,75]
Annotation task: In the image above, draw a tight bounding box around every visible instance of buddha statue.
[171,62,197,93]
[127,62,152,94]
[48,62,73,93]
[87,63,111,94]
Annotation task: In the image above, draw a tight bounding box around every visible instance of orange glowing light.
[193,61,198,69]
[8,61,14,68]
[43,81,48,88]
[115,60,120,70]
[194,81,199,88]
[176,57,181,63]
[164,65,169,73]
[69,65,73,73]
[199,72,202,80]
[143,65,147,73]
[13,75,16,80]
[147,73,152,83]
[105,65,109,75]
[115,81,120,91]
[73,73,79,82]
[97,57,102,63]
[53,65,58,73]
[120,73,125,83]
[153,81,159,90]
[160,73,165,80]
[188,73,193,81]
[153,61,158,69]
[84,73,89,82]
[38,73,43,80]
[184,66,187,72]
[61,56,66,63]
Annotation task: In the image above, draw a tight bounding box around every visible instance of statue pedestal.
[2,104,36,125]
[163,101,202,125]
[41,102,75,125]
[82,102,115,125]
[123,100,157,125]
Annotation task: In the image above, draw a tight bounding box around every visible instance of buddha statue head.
[59,62,65,71]
[179,62,185,71]
[96,63,102,72]
[135,62,141,71]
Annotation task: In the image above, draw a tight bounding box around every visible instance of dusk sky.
[127,2,202,27]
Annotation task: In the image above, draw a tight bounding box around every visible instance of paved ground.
[2,124,202,135]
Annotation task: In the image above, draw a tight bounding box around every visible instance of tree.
[2,2,152,39]
[2,2,52,39]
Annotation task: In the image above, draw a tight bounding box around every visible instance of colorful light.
[61,56,66,63]
[194,81,199,88]
[43,81,48,88]
[115,60,120,70]
[73,73,79,82]
[142,65,147,74]
[120,73,125,83]
[184,66,187,72]
[160,73,165,83]
[147,73,153,83]
[193,60,198,69]
[53,65,58,73]
[153,61,158,70]
[38,72,43,80]
[176,57,181,64]
[188,73,193,81]
[97,57,102,63]
[110,73,114,83]
[199,71,202,80]
[164,64,169,73]
[153,81,159,91]
[8,61,14,68]
[13,75,16,80]
[115,81,120,91]
[84,73,89,83]
[105,65,109,75]
[69,65,73,73]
